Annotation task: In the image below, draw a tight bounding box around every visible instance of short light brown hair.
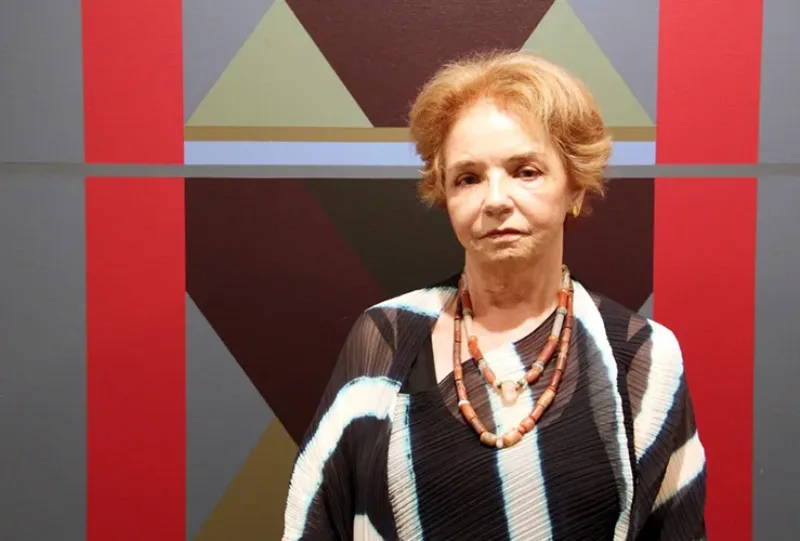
[408,50,612,212]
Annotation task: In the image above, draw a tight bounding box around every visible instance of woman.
[282,50,706,541]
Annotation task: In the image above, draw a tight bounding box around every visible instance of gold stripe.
[610,126,656,141]
[185,125,656,142]
[184,126,409,142]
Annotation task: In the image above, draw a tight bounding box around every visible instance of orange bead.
[468,342,481,360]
[556,350,567,371]
[538,386,556,409]
[525,366,543,385]
[480,431,498,447]
[459,401,476,421]
[455,380,468,401]
[519,416,536,434]
[538,338,558,362]
[470,416,487,434]
[502,429,523,447]
[551,368,563,388]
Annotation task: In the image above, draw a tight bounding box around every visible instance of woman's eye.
[517,167,541,179]
[456,174,480,186]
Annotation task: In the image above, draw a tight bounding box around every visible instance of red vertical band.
[655,2,762,540]
[82,1,185,539]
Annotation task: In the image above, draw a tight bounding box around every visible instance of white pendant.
[499,380,519,406]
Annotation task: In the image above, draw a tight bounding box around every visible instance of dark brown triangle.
[186,178,385,443]
[286,0,556,126]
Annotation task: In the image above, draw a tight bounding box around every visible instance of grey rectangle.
[759,0,800,163]
[0,0,84,163]
[753,177,800,541]
[0,173,86,540]
[2,162,800,180]
[755,3,800,535]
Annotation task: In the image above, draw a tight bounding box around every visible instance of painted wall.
[1,0,798,539]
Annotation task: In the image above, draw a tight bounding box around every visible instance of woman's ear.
[571,189,586,216]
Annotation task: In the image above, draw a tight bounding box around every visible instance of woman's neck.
[463,250,563,333]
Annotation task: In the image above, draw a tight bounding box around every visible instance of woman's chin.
[472,244,533,265]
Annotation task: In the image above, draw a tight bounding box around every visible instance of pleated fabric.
[282,276,707,541]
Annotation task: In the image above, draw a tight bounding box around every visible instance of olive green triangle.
[187,0,371,127]
[195,418,298,541]
[521,0,653,127]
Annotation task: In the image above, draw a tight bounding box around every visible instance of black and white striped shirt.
[283,276,707,540]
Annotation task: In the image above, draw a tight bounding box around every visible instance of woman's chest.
[384,381,630,540]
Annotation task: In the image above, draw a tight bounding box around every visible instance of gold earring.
[571,204,580,217]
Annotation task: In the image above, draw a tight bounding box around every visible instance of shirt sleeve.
[281,311,391,541]
[637,370,708,540]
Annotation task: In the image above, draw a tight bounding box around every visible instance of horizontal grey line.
[2,162,800,179]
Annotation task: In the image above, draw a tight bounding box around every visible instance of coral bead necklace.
[453,265,574,449]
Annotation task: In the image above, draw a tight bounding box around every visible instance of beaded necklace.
[453,265,574,449]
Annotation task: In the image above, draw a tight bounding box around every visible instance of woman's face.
[442,100,580,267]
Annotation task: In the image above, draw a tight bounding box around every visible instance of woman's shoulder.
[340,278,458,346]
[365,275,459,319]
[333,276,459,376]
[579,284,684,374]
[581,287,690,448]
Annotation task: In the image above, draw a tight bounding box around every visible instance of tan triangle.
[521,0,653,127]
[187,0,371,127]
[195,418,298,540]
